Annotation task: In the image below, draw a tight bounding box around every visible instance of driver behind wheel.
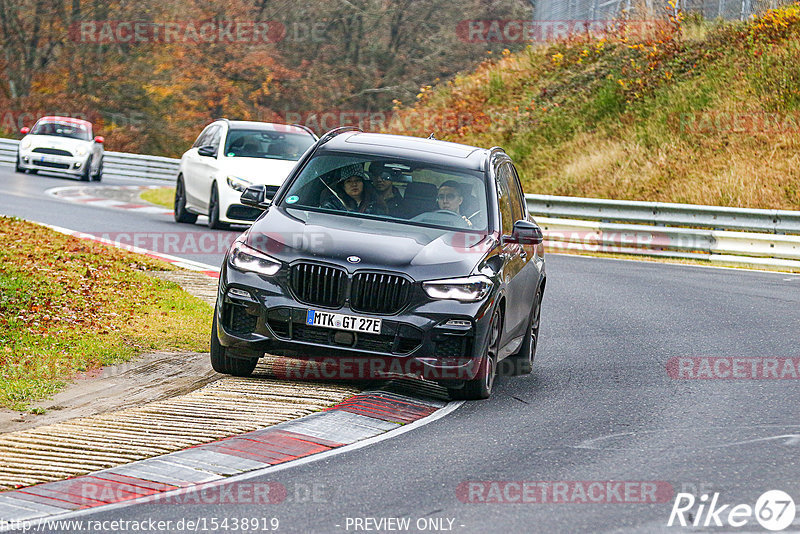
[437,180,473,228]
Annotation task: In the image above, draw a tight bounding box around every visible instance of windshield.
[224,129,314,161]
[30,120,91,141]
[280,153,489,232]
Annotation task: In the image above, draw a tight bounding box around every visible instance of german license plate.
[306,309,381,334]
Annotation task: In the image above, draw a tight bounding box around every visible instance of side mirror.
[241,185,272,210]
[94,136,104,144]
[198,145,217,157]
[20,127,29,135]
[504,220,543,245]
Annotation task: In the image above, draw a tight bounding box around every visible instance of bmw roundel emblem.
[347,256,361,264]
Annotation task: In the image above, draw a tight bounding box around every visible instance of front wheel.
[15,153,23,173]
[208,183,229,230]
[210,314,258,377]
[80,156,92,182]
[174,176,198,224]
[448,307,501,400]
[91,157,103,182]
[507,288,542,376]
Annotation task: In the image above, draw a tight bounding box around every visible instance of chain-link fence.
[531,0,793,22]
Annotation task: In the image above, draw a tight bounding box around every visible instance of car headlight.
[20,140,30,150]
[422,275,493,302]
[229,241,281,276]
[75,146,88,156]
[227,176,252,192]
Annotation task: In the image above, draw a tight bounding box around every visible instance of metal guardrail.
[0,137,179,182]
[527,194,800,235]
[528,196,800,269]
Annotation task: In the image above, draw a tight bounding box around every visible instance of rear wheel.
[208,183,229,230]
[507,288,542,375]
[80,156,92,181]
[210,314,258,377]
[173,176,198,224]
[448,307,501,400]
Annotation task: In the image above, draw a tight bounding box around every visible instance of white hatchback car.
[16,116,104,181]
[174,119,317,229]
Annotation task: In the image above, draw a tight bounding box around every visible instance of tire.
[80,156,92,181]
[506,288,542,376]
[448,307,501,400]
[208,183,229,230]
[174,176,198,224]
[15,153,23,173]
[210,314,258,377]
[91,157,103,182]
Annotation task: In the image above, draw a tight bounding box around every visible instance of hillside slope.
[390,5,800,210]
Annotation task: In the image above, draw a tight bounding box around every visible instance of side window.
[496,163,515,235]
[206,125,222,152]
[193,125,212,148]
[507,164,526,223]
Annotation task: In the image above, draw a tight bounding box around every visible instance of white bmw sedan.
[16,116,104,181]
[174,120,317,229]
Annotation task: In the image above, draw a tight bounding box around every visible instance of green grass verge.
[0,217,213,411]
[140,187,175,209]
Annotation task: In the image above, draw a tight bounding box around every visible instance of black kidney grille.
[351,273,411,314]
[290,263,346,307]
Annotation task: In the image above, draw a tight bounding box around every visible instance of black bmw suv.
[212,128,546,399]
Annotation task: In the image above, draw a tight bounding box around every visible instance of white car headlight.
[75,146,88,156]
[229,241,281,276]
[227,176,252,192]
[20,140,31,150]
[422,275,493,302]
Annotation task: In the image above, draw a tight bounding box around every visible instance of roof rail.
[290,123,317,138]
[318,126,362,146]
[213,118,231,124]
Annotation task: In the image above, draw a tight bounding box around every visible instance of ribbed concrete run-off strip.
[0,388,449,524]
[0,373,358,491]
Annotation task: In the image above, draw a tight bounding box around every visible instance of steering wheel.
[411,209,460,220]
[433,209,462,217]
[411,210,471,228]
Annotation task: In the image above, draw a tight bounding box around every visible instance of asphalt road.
[3,165,800,533]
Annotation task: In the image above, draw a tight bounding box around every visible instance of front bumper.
[215,261,496,383]
[18,149,89,175]
[218,183,262,224]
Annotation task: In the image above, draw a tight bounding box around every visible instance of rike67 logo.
[668,490,796,531]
